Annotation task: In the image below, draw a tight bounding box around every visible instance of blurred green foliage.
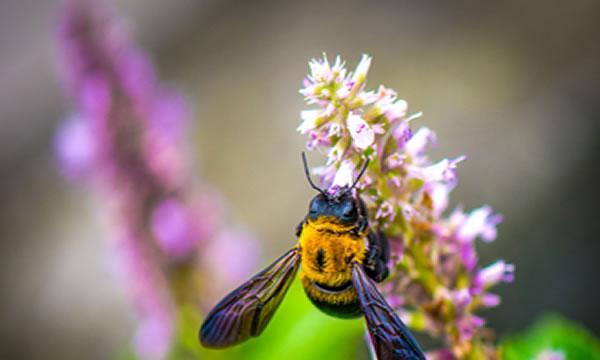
[166,278,366,360]
[501,315,600,360]
[119,292,600,360]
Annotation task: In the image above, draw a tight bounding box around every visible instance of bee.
[200,153,426,360]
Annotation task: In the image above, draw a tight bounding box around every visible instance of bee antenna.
[340,158,369,197]
[301,152,328,197]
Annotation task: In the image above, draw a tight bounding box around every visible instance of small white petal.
[405,127,437,156]
[384,99,408,121]
[419,155,466,183]
[297,109,323,133]
[332,161,354,187]
[457,206,502,243]
[477,260,515,288]
[347,112,374,149]
[427,182,450,217]
[352,54,372,84]
[328,122,341,137]
[336,83,351,99]
[406,111,423,122]
[327,138,348,165]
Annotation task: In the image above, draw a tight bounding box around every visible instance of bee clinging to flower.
[199,153,425,360]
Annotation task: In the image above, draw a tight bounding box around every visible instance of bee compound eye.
[309,197,321,215]
[342,204,357,221]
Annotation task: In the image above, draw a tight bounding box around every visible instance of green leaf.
[169,279,365,360]
[501,314,600,360]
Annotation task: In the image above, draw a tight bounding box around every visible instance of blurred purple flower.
[54,1,258,358]
[54,114,96,180]
[473,260,515,290]
[456,206,503,244]
[150,198,200,258]
[535,349,565,360]
[203,228,261,294]
[114,233,173,360]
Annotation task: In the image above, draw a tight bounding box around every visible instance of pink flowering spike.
[298,54,512,357]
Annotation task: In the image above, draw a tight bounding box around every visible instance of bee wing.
[200,247,300,348]
[351,263,426,360]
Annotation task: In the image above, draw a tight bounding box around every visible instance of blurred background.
[1,0,599,358]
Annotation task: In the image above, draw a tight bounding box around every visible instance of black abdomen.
[306,293,362,318]
[300,276,363,318]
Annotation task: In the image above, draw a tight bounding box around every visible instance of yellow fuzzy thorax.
[298,216,367,304]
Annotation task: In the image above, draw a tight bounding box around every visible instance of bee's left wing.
[200,247,300,348]
[351,263,426,360]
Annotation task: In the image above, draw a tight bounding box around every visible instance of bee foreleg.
[295,217,307,237]
[352,217,368,237]
[364,231,390,283]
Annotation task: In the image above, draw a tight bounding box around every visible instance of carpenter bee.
[200,153,425,360]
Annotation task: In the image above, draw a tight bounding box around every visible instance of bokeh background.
[1,0,599,358]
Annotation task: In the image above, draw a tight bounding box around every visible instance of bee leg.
[295,217,307,237]
[364,231,390,283]
[352,217,368,237]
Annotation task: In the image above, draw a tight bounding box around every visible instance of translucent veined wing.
[199,247,300,348]
[351,263,426,360]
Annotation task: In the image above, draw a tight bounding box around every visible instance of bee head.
[302,152,368,225]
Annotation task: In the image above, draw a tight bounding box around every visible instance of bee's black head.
[307,190,359,224]
[301,152,368,225]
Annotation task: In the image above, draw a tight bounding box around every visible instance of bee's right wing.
[199,247,300,348]
[351,263,426,360]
